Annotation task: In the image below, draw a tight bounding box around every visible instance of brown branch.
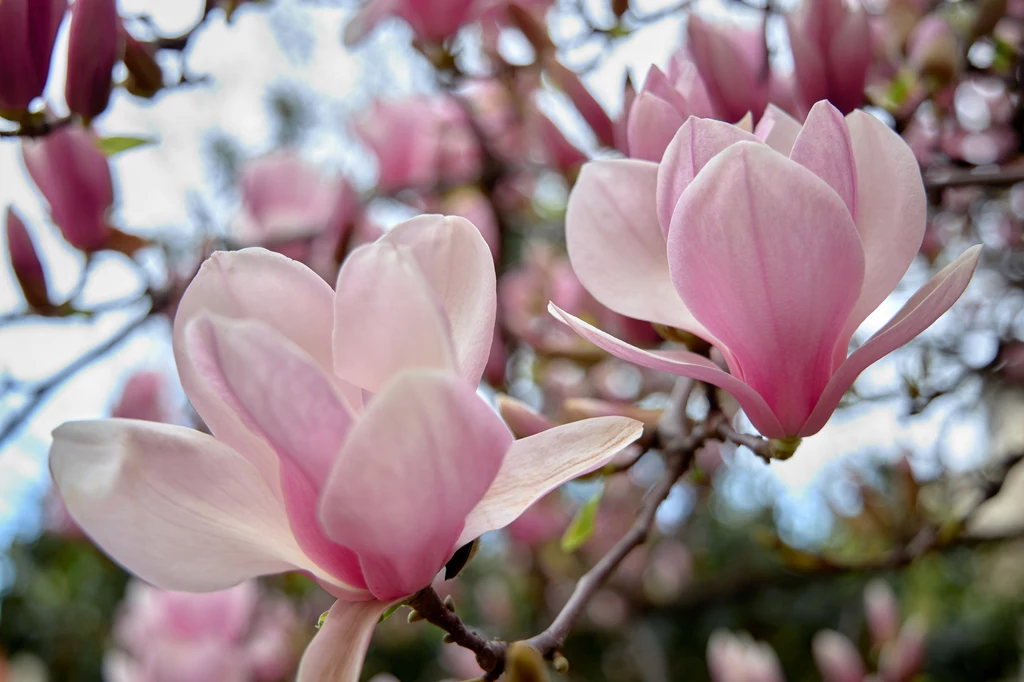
[406,587,507,679]
[716,422,771,462]
[923,166,1024,190]
[0,116,75,139]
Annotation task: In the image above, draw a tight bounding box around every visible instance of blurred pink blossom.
[707,630,785,682]
[22,126,113,252]
[686,15,771,123]
[5,208,49,310]
[111,371,173,423]
[64,0,120,120]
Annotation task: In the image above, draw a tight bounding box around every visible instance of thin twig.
[716,421,771,462]
[0,116,75,139]
[923,166,1024,190]
[0,311,151,450]
[406,587,506,678]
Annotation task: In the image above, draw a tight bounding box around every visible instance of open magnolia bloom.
[50,215,643,681]
[553,101,982,440]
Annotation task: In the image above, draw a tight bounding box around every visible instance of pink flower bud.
[813,630,865,682]
[0,0,66,114]
[22,126,113,251]
[111,371,170,423]
[687,15,771,123]
[879,617,926,682]
[344,0,477,44]
[864,579,900,646]
[65,0,121,121]
[707,630,785,682]
[531,110,587,174]
[907,14,960,82]
[5,208,50,310]
[543,55,617,148]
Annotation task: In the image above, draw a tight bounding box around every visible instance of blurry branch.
[923,165,1024,189]
[0,292,155,328]
[716,422,771,461]
[0,115,75,139]
[0,309,153,451]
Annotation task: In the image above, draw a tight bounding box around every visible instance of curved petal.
[333,241,457,393]
[295,599,391,682]
[667,142,865,434]
[49,420,339,592]
[184,315,365,590]
[458,416,643,546]
[380,215,496,385]
[320,370,512,601]
[173,249,346,487]
[656,117,761,236]
[789,100,857,217]
[799,245,981,436]
[786,17,828,110]
[837,110,928,353]
[565,159,710,335]
[627,91,686,161]
[549,304,786,437]
[754,104,802,154]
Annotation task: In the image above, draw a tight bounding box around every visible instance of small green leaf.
[95,135,155,157]
[316,610,329,630]
[377,602,404,624]
[561,485,604,553]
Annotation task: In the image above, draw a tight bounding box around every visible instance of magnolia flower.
[627,61,715,161]
[552,102,981,439]
[22,125,114,252]
[787,0,872,115]
[107,580,298,682]
[344,0,477,44]
[707,630,785,682]
[352,97,480,193]
[111,371,173,423]
[5,208,49,310]
[686,15,771,124]
[0,0,66,113]
[64,0,120,120]
[813,631,865,682]
[51,215,642,681]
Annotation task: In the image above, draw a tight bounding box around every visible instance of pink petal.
[342,0,399,44]
[320,370,512,600]
[295,599,391,682]
[333,241,457,393]
[565,159,709,335]
[837,110,928,355]
[173,249,354,488]
[185,315,365,590]
[657,117,761,237]
[826,10,872,114]
[549,304,786,438]
[799,246,981,436]
[754,104,802,154]
[380,215,496,385]
[789,100,857,217]
[627,91,686,161]
[787,17,829,111]
[458,416,643,546]
[667,142,865,435]
[49,420,341,592]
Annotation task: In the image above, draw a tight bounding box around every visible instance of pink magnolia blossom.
[552,102,981,439]
[686,15,771,124]
[107,580,298,682]
[233,152,362,268]
[627,61,714,161]
[787,0,872,115]
[344,0,477,43]
[0,0,66,113]
[5,208,49,310]
[64,0,120,120]
[111,371,173,423]
[707,630,785,682]
[22,125,114,252]
[50,214,642,681]
[813,631,865,682]
[352,97,481,193]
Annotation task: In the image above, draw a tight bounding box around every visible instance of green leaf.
[95,136,155,157]
[377,602,404,624]
[316,610,329,630]
[561,485,604,553]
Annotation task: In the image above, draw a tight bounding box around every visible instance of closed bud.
[543,56,617,148]
[22,125,114,252]
[864,579,900,647]
[505,643,548,682]
[0,0,67,116]
[497,395,554,438]
[879,616,926,682]
[65,0,121,121]
[813,630,865,682]
[906,15,960,84]
[5,208,50,310]
[122,31,164,99]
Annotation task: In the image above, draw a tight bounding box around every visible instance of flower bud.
[5,208,50,310]
[122,31,164,99]
[813,630,865,682]
[65,0,121,121]
[543,55,617,148]
[111,371,170,423]
[22,125,114,252]
[505,643,549,682]
[0,0,67,115]
[864,579,900,646]
[907,15,960,84]
[879,616,926,682]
